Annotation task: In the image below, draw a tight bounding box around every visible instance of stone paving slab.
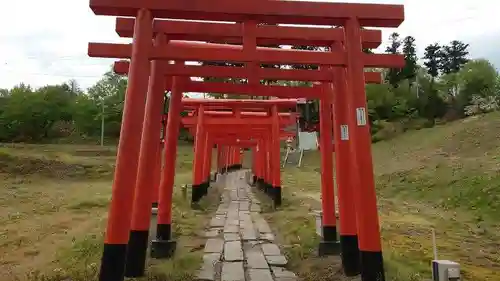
[259,232,275,241]
[261,243,282,256]
[196,170,297,281]
[248,269,274,281]
[271,267,298,280]
[222,262,245,281]
[246,251,269,269]
[266,255,288,267]
[224,241,244,261]
[224,225,240,233]
[204,238,224,254]
[224,233,240,241]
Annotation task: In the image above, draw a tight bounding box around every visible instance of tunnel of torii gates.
[87,1,405,281]
[180,107,299,204]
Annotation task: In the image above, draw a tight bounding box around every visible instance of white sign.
[356,107,367,126]
[298,131,319,151]
[340,125,349,140]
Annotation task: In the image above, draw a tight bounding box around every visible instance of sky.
[0,0,498,91]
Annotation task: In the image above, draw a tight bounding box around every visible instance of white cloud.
[0,0,498,90]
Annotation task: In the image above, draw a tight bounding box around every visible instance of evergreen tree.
[401,36,418,83]
[385,32,403,87]
[423,43,441,79]
[439,40,470,74]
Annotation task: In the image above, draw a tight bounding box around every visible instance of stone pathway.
[197,170,298,281]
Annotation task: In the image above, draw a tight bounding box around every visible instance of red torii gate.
[184,126,293,198]
[87,1,405,281]
[181,101,297,203]
[184,125,294,185]
[183,116,296,177]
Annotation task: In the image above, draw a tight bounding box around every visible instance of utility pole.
[100,97,105,147]
[416,74,420,98]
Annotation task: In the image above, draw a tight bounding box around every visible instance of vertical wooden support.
[263,137,270,193]
[270,105,282,206]
[345,18,385,281]
[235,147,242,169]
[220,146,226,173]
[229,147,234,170]
[151,141,162,207]
[225,146,230,173]
[331,43,361,276]
[243,20,258,88]
[125,32,167,277]
[251,147,257,185]
[202,132,212,193]
[151,73,183,259]
[99,8,152,281]
[232,146,239,169]
[192,105,206,203]
[255,140,263,188]
[318,83,340,256]
[217,145,223,174]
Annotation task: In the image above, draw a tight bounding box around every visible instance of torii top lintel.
[89,41,405,68]
[182,98,298,110]
[113,60,383,84]
[90,0,404,27]
[115,18,382,48]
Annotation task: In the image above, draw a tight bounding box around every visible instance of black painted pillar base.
[340,235,361,276]
[203,181,210,195]
[233,164,243,170]
[152,202,158,209]
[191,184,204,203]
[124,230,149,277]
[256,178,264,190]
[318,226,341,256]
[252,175,257,186]
[99,243,127,281]
[360,250,385,281]
[151,240,177,259]
[271,186,282,207]
[151,223,177,259]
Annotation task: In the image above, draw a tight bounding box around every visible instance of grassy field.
[2,112,500,281]
[0,143,220,281]
[248,112,500,281]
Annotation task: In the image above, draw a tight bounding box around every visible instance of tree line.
[0,34,498,143]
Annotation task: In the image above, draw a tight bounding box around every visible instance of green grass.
[0,143,221,281]
[4,112,500,280]
[245,112,500,281]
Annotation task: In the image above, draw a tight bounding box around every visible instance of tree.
[423,43,441,79]
[439,40,470,74]
[0,88,9,97]
[455,59,499,115]
[385,32,403,87]
[66,79,84,96]
[86,69,128,137]
[401,36,418,87]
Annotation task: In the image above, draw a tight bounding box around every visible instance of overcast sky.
[0,0,498,90]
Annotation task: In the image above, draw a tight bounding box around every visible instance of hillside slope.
[279,112,500,281]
